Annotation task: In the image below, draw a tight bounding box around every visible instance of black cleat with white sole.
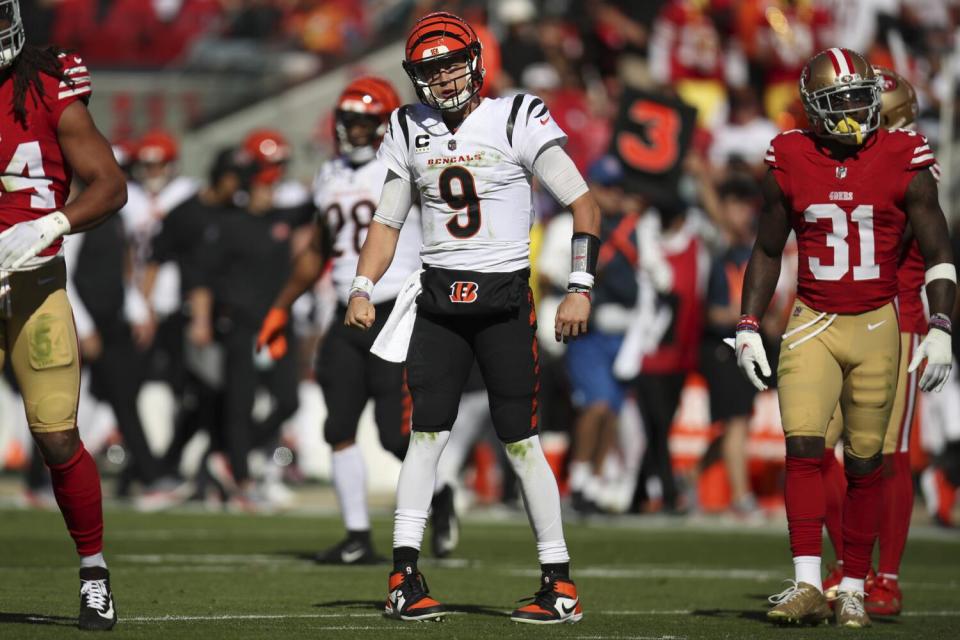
[314,534,386,565]
[79,566,117,631]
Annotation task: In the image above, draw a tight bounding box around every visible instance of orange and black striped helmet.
[334,76,402,163]
[402,11,484,111]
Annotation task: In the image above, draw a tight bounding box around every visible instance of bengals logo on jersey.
[449,281,479,303]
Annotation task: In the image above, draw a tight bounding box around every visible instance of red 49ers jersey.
[0,53,91,257]
[765,128,936,314]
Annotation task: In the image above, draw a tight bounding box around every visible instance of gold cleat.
[766,581,832,625]
[836,590,872,628]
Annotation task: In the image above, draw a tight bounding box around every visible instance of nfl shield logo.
[836,166,847,179]
[448,139,457,151]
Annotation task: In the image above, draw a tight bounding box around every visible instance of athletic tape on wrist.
[350,276,374,295]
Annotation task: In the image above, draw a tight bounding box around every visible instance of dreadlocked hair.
[8,44,71,128]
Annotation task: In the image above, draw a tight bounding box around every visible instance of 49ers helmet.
[334,76,401,164]
[874,67,918,130]
[402,12,484,111]
[0,0,25,68]
[800,48,881,146]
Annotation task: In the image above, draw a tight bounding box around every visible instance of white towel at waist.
[371,269,423,363]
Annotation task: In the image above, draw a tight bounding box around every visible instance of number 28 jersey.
[0,53,91,262]
[377,94,568,272]
[313,156,422,304]
[765,128,936,314]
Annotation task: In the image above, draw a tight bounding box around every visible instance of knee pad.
[489,393,538,444]
[844,431,884,461]
[410,391,460,433]
[323,417,358,447]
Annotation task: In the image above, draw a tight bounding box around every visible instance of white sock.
[569,461,590,493]
[436,392,487,491]
[838,577,865,593]
[504,435,570,565]
[331,445,369,532]
[793,556,822,591]
[393,431,450,550]
[80,553,107,570]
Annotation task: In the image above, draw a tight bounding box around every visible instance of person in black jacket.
[192,152,313,505]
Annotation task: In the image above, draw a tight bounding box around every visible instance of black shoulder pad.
[397,105,411,148]
[506,94,526,146]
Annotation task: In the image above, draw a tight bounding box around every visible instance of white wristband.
[350,276,374,295]
[568,271,594,290]
[925,263,957,286]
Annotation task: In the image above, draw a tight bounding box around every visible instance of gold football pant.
[825,332,920,455]
[777,301,899,460]
[0,258,80,433]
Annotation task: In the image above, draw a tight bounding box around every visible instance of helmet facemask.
[0,0,25,69]
[335,110,384,164]
[802,78,881,146]
[403,44,484,112]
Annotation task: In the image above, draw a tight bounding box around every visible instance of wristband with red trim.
[736,314,760,333]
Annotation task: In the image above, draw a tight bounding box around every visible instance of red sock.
[47,444,104,557]
[822,450,846,560]
[878,452,912,576]
[842,463,883,580]
[785,455,825,558]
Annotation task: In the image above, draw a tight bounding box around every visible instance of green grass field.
[0,507,957,639]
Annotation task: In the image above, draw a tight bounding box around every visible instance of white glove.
[0,212,71,269]
[908,328,953,392]
[732,331,771,391]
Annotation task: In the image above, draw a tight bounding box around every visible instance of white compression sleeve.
[393,431,450,550]
[531,143,590,207]
[372,171,414,229]
[505,435,570,565]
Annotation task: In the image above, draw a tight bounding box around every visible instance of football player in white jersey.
[257,76,422,563]
[345,12,600,624]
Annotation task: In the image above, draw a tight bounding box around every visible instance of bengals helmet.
[334,76,401,164]
[874,67,918,130]
[0,0,25,68]
[402,12,484,111]
[136,130,179,165]
[799,48,882,146]
[243,129,291,185]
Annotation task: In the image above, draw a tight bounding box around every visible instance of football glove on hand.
[908,327,952,392]
[730,330,771,391]
[0,212,71,270]
[256,307,289,360]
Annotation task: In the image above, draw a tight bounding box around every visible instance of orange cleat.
[865,574,902,616]
[511,575,582,624]
[384,567,445,621]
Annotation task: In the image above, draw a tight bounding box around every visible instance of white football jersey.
[313,157,422,304]
[377,94,567,272]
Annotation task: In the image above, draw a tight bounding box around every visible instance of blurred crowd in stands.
[6,0,960,527]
